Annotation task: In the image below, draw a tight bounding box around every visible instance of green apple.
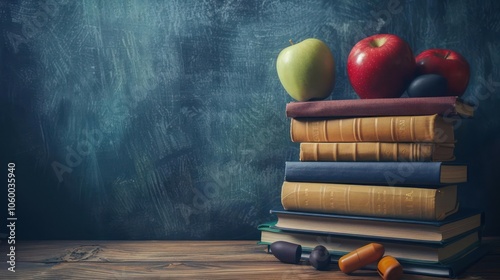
[276,38,336,101]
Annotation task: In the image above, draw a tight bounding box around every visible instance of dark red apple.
[347,34,416,99]
[415,49,470,97]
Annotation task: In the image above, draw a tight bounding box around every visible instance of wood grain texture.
[1,0,500,240]
[1,239,499,279]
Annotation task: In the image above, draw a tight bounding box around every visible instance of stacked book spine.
[259,96,485,278]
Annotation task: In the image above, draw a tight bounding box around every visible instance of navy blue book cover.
[284,161,465,186]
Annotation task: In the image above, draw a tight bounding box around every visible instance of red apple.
[415,49,470,97]
[347,34,416,99]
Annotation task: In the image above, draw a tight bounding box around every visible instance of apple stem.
[444,51,451,59]
[289,39,294,45]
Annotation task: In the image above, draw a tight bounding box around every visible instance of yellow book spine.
[299,142,436,161]
[281,181,457,220]
[290,114,454,143]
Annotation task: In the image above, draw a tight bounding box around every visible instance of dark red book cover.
[285,96,473,118]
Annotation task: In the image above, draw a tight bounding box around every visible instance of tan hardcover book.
[299,142,455,162]
[290,114,454,143]
[281,181,459,221]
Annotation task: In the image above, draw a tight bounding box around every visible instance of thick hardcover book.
[290,114,454,143]
[258,223,481,263]
[299,142,455,162]
[281,181,459,220]
[396,245,488,278]
[285,96,474,118]
[270,208,484,242]
[284,161,467,186]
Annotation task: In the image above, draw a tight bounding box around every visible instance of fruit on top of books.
[347,34,416,99]
[338,243,385,274]
[407,74,448,97]
[276,38,336,101]
[309,245,331,270]
[270,241,302,264]
[415,49,470,97]
[377,255,403,280]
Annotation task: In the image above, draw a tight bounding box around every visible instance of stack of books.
[259,96,486,277]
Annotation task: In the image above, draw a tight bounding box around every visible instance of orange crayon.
[377,255,403,280]
[338,243,385,274]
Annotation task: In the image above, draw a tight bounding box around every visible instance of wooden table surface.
[1,238,499,279]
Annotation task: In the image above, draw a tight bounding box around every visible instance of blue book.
[270,208,484,243]
[261,237,487,278]
[396,244,488,278]
[258,223,481,263]
[284,161,467,186]
[307,244,488,278]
